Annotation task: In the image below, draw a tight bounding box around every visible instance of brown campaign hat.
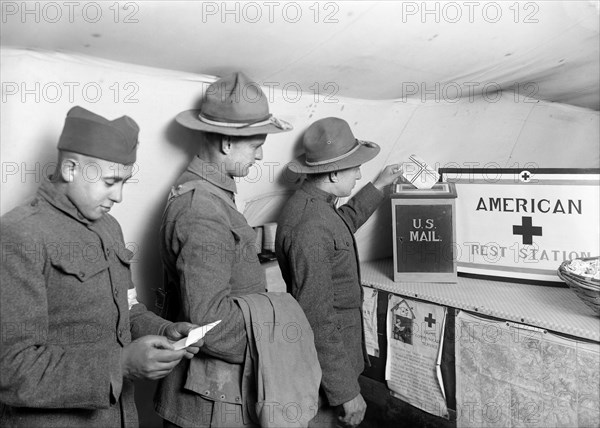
[288,117,380,174]
[176,72,293,136]
[57,106,139,164]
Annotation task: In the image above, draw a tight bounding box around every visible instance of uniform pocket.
[51,258,109,282]
[114,246,134,266]
[333,237,352,251]
[184,357,243,405]
[332,236,352,269]
[112,245,135,291]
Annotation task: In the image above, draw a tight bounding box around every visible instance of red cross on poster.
[440,168,600,283]
[385,295,448,419]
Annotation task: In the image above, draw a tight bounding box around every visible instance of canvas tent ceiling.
[1,1,599,110]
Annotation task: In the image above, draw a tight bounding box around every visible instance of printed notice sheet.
[455,311,600,428]
[385,295,448,418]
[362,286,379,357]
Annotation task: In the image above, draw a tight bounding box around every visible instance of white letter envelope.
[172,320,221,350]
[402,155,440,189]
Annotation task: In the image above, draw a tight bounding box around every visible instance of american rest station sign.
[439,168,600,283]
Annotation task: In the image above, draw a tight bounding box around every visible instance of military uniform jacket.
[0,179,170,428]
[275,181,384,407]
[155,157,266,427]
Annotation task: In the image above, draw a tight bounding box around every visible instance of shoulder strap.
[166,179,237,211]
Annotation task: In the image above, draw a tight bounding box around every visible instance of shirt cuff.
[325,380,361,407]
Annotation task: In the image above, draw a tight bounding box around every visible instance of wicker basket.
[557,257,600,316]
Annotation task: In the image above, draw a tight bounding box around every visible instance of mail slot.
[391,182,458,283]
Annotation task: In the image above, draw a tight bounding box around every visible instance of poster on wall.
[362,286,379,357]
[439,168,600,283]
[455,311,600,428]
[385,295,448,418]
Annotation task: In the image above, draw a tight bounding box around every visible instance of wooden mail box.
[391,182,457,283]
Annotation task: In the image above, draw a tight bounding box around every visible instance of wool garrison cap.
[57,106,139,164]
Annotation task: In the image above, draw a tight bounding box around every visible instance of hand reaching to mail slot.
[372,164,404,191]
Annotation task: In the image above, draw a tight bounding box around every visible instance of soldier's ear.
[328,171,339,183]
[60,158,78,183]
[221,136,232,155]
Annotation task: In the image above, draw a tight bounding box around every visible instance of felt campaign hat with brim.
[288,117,380,174]
[57,106,139,164]
[176,72,292,136]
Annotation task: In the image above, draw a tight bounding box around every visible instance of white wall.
[2,47,599,428]
[2,48,599,301]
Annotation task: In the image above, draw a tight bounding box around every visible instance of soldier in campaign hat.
[275,117,404,428]
[0,106,202,428]
[154,72,293,427]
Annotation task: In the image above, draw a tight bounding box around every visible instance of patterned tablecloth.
[361,258,600,342]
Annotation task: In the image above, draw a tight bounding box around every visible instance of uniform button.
[114,288,119,297]
[118,328,124,337]
[204,390,211,395]
[106,248,111,257]
[346,241,350,246]
[79,271,86,278]
[30,199,38,207]
[220,394,226,400]
[235,397,240,402]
